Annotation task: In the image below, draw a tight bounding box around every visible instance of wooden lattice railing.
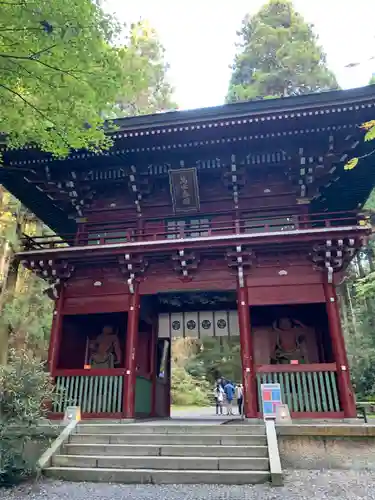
[21,210,369,251]
[256,363,340,414]
[53,372,124,415]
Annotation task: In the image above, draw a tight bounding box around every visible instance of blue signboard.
[260,383,282,419]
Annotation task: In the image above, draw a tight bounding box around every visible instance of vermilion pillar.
[323,281,356,418]
[123,287,140,419]
[237,283,257,418]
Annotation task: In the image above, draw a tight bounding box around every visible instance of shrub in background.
[171,364,211,406]
[0,348,55,486]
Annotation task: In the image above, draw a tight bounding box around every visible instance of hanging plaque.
[169,168,200,213]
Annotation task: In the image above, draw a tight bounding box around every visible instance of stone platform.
[273,422,375,470]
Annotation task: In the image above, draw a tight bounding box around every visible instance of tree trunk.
[345,282,358,338]
[0,201,24,364]
[368,245,375,273]
[357,252,374,319]
[0,240,12,364]
[337,286,350,336]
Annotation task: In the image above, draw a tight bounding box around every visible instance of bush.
[171,365,211,406]
[0,348,55,487]
[185,338,242,386]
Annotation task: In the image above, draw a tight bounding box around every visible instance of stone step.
[63,443,269,457]
[45,466,270,484]
[75,424,266,435]
[69,433,267,446]
[53,454,270,471]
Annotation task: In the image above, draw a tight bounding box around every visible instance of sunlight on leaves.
[0,2,175,157]
[365,125,375,142]
[344,157,359,170]
[361,120,375,131]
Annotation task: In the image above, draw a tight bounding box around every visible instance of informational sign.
[261,383,282,419]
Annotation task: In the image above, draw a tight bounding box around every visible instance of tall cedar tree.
[226,0,338,103]
[116,20,177,116]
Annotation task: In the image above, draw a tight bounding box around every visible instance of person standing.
[236,383,244,415]
[223,380,235,416]
[217,377,225,390]
[213,383,224,415]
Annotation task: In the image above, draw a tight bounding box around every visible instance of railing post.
[136,219,143,242]
[323,281,356,418]
[123,286,140,419]
[299,212,308,229]
[237,281,258,418]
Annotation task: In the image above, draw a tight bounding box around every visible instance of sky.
[105,0,375,110]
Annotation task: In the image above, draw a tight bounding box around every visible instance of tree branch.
[0,27,43,32]
[2,58,65,90]
[0,53,82,81]
[358,149,375,161]
[0,83,52,120]
[0,83,70,147]
[29,44,58,59]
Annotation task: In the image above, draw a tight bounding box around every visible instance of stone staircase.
[44,422,272,484]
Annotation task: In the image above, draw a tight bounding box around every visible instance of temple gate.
[1,86,375,419]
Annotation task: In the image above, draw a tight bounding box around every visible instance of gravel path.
[3,470,375,500]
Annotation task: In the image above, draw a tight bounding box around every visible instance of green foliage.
[343,57,375,172]
[344,157,359,171]
[171,365,210,406]
[226,0,338,103]
[1,272,53,356]
[0,12,175,361]
[116,20,177,116]
[345,308,375,400]
[170,337,242,406]
[344,120,375,170]
[340,245,375,400]
[0,348,55,486]
[365,122,375,142]
[185,338,242,385]
[0,0,147,157]
[364,189,375,210]
[356,274,375,298]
